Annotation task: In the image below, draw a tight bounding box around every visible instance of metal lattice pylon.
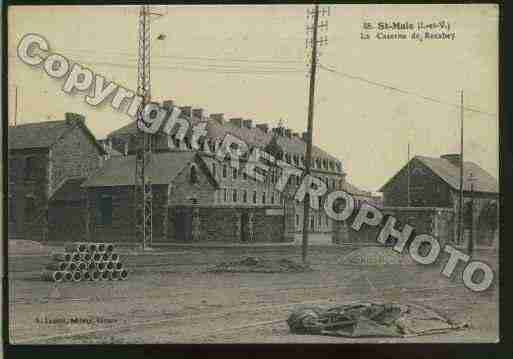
[134,5,152,249]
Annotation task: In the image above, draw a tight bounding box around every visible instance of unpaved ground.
[8,246,498,344]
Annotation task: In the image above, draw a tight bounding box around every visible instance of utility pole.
[457,90,464,245]
[407,143,411,207]
[134,5,153,251]
[468,172,475,255]
[302,4,329,263]
[14,86,18,126]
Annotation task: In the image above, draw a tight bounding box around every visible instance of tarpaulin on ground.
[287,302,468,338]
[208,257,312,273]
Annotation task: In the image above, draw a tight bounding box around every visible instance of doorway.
[175,207,192,242]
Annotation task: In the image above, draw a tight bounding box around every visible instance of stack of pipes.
[41,242,128,282]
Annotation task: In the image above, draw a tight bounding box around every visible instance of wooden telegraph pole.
[457,90,464,244]
[302,5,329,263]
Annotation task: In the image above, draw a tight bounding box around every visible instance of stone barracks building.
[8,103,348,243]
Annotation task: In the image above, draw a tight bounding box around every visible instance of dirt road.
[8,246,498,344]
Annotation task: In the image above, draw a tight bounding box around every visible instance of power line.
[61,48,304,64]
[80,59,305,76]
[319,63,497,118]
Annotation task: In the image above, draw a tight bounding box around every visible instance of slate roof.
[341,181,373,197]
[415,156,498,193]
[108,117,339,163]
[8,121,71,150]
[380,155,498,194]
[82,151,198,187]
[8,119,106,154]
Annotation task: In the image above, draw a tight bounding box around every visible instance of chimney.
[441,153,462,167]
[256,123,269,133]
[301,131,309,142]
[192,108,204,119]
[65,112,85,125]
[209,113,224,125]
[162,100,174,110]
[285,128,292,138]
[242,119,253,129]
[180,106,192,117]
[229,118,243,128]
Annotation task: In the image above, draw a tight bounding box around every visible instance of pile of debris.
[42,242,128,282]
[208,256,312,273]
[287,301,468,338]
[339,247,415,266]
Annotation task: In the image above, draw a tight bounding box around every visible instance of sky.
[8,5,499,192]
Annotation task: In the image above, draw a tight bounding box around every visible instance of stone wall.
[8,148,51,240]
[162,205,286,243]
[51,121,103,194]
[334,205,456,246]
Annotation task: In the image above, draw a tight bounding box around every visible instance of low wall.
[163,205,287,243]
[335,206,455,246]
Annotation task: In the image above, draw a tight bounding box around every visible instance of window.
[190,165,198,184]
[233,167,238,179]
[243,170,247,180]
[9,159,16,182]
[310,216,315,230]
[8,195,16,223]
[24,196,36,220]
[296,175,301,186]
[252,191,257,204]
[223,165,227,178]
[296,214,300,226]
[318,214,322,228]
[25,157,36,180]
[212,163,217,178]
[271,192,275,204]
[232,189,238,203]
[243,190,248,203]
[223,188,228,202]
[100,195,112,225]
[262,191,266,204]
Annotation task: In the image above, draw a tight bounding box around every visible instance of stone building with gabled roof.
[81,150,288,243]
[7,113,106,241]
[379,153,498,246]
[106,101,347,236]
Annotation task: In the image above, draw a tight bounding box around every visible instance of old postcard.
[6,4,499,345]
